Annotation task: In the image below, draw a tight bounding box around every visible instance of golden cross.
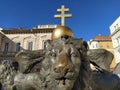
[54,5,72,26]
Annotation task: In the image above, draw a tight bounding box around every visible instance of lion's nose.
[54,53,73,73]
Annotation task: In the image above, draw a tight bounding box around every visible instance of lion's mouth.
[59,77,67,85]
[53,71,78,86]
[55,75,75,86]
[57,77,75,90]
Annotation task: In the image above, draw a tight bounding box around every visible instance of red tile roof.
[92,35,111,41]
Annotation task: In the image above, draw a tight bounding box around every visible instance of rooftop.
[0,24,58,34]
[92,35,111,41]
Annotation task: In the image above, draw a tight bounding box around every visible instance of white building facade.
[0,25,57,60]
[110,16,120,63]
[88,40,99,49]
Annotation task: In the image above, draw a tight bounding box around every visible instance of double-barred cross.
[54,5,72,26]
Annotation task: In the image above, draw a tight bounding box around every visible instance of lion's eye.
[51,53,56,57]
[71,52,78,57]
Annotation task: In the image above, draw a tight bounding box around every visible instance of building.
[0,24,58,60]
[0,29,4,51]
[88,35,116,69]
[109,16,120,63]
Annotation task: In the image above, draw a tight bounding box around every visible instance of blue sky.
[0,0,120,41]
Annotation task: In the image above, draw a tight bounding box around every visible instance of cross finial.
[54,5,72,26]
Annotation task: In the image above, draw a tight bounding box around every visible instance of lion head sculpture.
[39,37,92,90]
[14,37,92,90]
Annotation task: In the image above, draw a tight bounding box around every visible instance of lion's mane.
[0,60,18,90]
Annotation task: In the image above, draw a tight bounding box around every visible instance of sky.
[0,0,120,41]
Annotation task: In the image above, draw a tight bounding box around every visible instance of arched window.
[43,41,47,49]
[4,43,9,53]
[28,42,33,50]
[16,42,21,52]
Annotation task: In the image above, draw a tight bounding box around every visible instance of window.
[99,44,103,48]
[114,26,116,30]
[114,39,118,48]
[42,40,48,49]
[116,37,120,46]
[4,43,9,53]
[16,43,21,52]
[116,24,119,29]
[96,43,98,48]
[28,42,33,50]
[44,41,47,49]
[106,44,110,48]
[114,24,119,30]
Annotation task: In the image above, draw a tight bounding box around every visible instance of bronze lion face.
[43,38,82,90]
